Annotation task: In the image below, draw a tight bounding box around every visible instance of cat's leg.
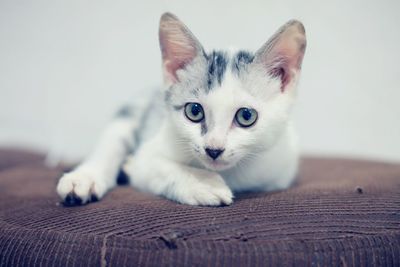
[124,156,233,206]
[57,113,139,205]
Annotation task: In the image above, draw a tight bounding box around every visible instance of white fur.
[56,13,305,206]
[122,64,300,205]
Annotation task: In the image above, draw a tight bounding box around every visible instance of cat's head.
[159,12,306,171]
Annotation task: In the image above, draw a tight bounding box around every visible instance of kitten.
[56,12,306,206]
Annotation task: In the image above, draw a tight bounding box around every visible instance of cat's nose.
[205,148,224,160]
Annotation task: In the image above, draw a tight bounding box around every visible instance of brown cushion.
[0,149,399,266]
[0,148,45,171]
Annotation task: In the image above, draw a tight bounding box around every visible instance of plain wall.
[1,0,399,162]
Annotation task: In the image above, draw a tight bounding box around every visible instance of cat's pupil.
[242,109,252,120]
[191,104,200,116]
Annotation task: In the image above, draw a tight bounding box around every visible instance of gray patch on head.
[201,113,216,136]
[206,50,228,90]
[231,50,254,76]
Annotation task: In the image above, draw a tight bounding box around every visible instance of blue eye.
[235,108,258,127]
[184,103,204,123]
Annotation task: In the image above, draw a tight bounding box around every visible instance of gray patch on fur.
[129,91,166,153]
[206,51,228,90]
[135,96,156,144]
[200,121,208,136]
[231,50,254,76]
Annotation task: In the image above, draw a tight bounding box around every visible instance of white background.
[1,0,399,163]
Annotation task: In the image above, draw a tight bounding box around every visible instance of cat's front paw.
[56,171,107,206]
[178,174,234,206]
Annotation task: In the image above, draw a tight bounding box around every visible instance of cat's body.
[56,13,306,206]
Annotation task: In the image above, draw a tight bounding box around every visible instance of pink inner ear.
[269,66,290,92]
[160,29,198,84]
[267,41,304,92]
[164,59,187,83]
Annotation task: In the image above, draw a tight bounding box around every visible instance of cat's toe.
[210,187,233,206]
[57,171,105,206]
[184,184,233,206]
[215,188,233,206]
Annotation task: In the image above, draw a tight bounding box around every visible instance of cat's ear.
[254,20,306,91]
[159,12,205,85]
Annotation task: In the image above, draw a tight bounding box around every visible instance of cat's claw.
[57,171,107,206]
[64,193,83,206]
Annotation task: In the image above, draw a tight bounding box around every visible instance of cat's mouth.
[201,157,233,171]
[192,146,234,171]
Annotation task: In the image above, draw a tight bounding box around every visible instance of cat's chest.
[220,157,274,191]
[220,147,298,192]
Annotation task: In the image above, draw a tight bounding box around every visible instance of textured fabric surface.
[0,149,399,267]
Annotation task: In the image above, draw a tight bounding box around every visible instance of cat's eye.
[235,108,258,127]
[184,103,204,123]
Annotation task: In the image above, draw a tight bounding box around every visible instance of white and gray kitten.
[57,12,306,206]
